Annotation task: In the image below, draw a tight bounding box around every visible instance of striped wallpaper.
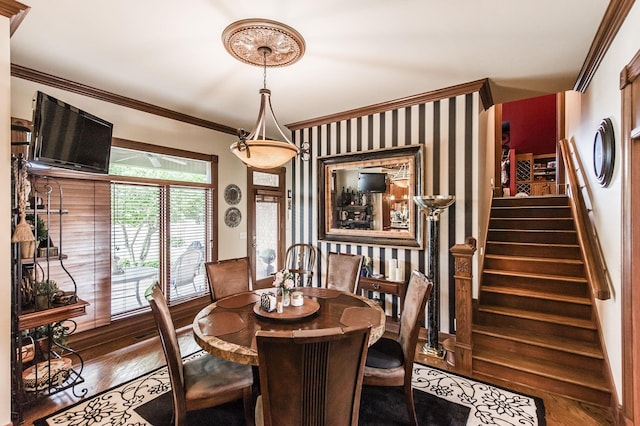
[290,91,481,334]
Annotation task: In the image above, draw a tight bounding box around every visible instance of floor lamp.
[414,195,455,358]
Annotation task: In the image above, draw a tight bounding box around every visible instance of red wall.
[502,94,557,155]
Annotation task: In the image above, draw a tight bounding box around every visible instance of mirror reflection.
[332,163,411,231]
[319,146,423,248]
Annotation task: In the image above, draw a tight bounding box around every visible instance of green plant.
[24,322,69,348]
[26,214,48,242]
[36,279,58,296]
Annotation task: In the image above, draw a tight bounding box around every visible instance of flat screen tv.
[30,91,113,174]
[357,172,387,193]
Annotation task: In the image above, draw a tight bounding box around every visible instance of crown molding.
[10,64,238,136]
[286,78,492,131]
[0,0,29,36]
[574,0,635,93]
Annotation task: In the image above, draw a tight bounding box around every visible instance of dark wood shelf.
[19,299,89,331]
[20,254,68,265]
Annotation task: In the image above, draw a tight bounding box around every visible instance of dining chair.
[325,252,364,293]
[204,257,252,302]
[255,326,371,426]
[284,243,317,286]
[362,270,433,426]
[144,283,254,426]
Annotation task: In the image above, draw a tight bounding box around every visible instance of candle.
[388,259,397,281]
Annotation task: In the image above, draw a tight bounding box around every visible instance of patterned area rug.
[35,352,545,426]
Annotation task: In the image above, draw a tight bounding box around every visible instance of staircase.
[473,195,611,405]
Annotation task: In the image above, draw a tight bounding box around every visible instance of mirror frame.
[318,145,423,248]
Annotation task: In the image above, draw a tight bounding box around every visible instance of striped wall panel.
[290,92,480,334]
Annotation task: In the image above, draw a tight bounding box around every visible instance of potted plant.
[35,279,58,310]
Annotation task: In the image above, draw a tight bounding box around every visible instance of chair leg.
[404,383,418,426]
[242,386,255,426]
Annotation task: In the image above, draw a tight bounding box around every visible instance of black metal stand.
[414,195,455,359]
[424,215,443,357]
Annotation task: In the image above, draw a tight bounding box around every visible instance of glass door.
[247,169,286,289]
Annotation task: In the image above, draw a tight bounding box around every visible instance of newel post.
[450,236,477,374]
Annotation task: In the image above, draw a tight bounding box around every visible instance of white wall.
[10,78,249,260]
[1,15,13,426]
[564,1,640,400]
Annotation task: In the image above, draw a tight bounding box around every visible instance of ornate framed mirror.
[318,146,423,248]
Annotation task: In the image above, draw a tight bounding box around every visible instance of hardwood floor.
[20,328,614,425]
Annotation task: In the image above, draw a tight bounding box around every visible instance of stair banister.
[450,237,477,374]
[558,138,611,300]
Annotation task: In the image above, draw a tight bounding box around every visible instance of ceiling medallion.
[222,18,305,67]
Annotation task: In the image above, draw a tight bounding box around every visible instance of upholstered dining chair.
[325,252,364,293]
[144,283,254,426]
[205,257,252,302]
[284,243,317,286]
[255,326,371,426]
[362,270,433,426]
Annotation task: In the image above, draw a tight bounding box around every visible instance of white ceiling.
[10,0,609,135]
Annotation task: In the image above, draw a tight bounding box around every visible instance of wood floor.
[20,328,615,425]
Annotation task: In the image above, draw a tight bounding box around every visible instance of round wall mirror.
[593,118,615,188]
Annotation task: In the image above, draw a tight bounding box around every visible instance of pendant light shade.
[230,88,300,169]
[223,19,308,169]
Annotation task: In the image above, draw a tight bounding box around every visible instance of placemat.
[339,306,381,328]
[198,311,246,336]
[300,287,341,298]
[216,293,260,309]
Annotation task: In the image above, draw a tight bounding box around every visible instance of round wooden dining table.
[192,286,386,366]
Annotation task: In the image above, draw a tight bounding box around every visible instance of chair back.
[256,326,371,426]
[285,243,317,286]
[145,283,188,424]
[326,252,363,293]
[205,257,252,301]
[170,246,203,290]
[398,270,433,377]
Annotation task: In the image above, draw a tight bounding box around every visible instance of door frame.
[246,167,287,288]
[620,48,640,426]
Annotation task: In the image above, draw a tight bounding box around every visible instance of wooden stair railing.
[558,138,610,300]
[450,237,477,375]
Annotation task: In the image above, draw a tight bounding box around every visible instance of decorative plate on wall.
[593,118,615,187]
[224,207,242,228]
[224,184,242,205]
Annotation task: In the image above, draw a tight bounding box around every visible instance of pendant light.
[223,19,309,169]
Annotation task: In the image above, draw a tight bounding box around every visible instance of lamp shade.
[230,139,299,169]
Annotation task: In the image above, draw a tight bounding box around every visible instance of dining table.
[192,286,386,366]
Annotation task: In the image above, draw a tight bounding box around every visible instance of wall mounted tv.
[357,172,387,193]
[30,91,113,174]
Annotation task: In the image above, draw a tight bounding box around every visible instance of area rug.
[35,351,545,426]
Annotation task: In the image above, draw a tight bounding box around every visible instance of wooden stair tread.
[491,217,573,221]
[481,285,591,305]
[493,195,568,204]
[483,269,588,283]
[488,228,576,234]
[492,205,570,209]
[478,305,597,329]
[484,253,583,265]
[486,241,580,249]
[473,349,609,392]
[473,324,603,358]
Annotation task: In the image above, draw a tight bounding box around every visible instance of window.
[109,143,214,318]
[111,183,160,315]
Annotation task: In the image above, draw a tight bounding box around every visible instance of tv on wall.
[30,91,113,174]
[357,172,387,193]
